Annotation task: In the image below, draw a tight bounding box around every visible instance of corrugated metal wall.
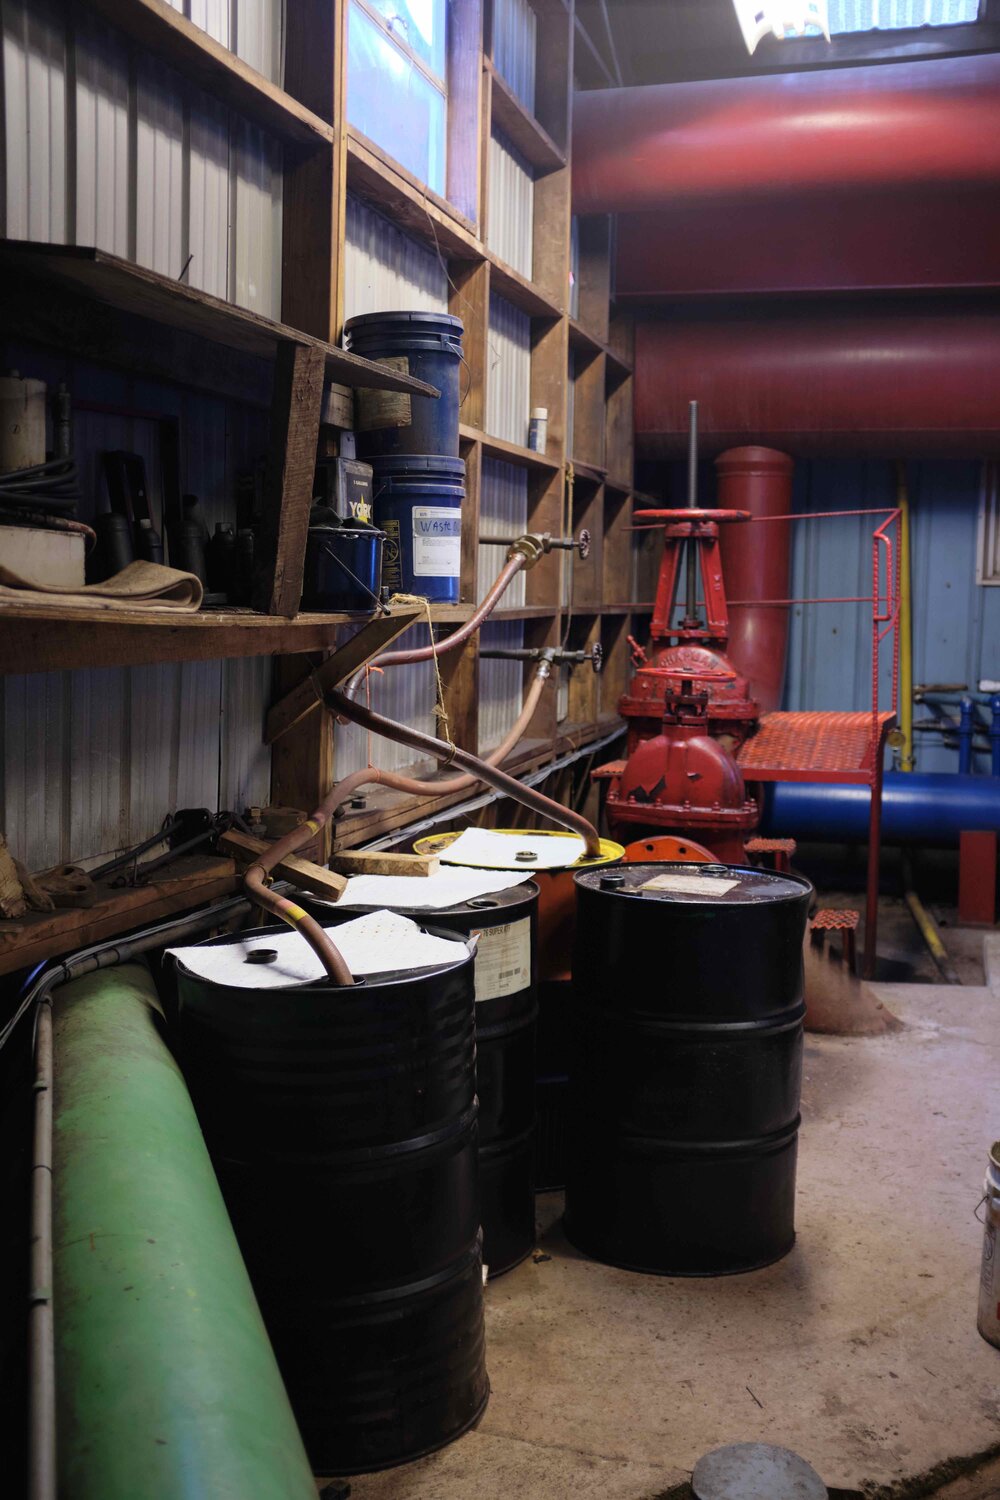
[486,292,531,446]
[164,0,284,82]
[479,620,526,753]
[343,193,450,321]
[487,128,534,279]
[478,457,527,606]
[2,0,283,316]
[491,0,536,112]
[0,347,272,871]
[332,656,441,777]
[784,460,1000,773]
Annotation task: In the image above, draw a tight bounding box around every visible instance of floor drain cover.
[692,1443,827,1500]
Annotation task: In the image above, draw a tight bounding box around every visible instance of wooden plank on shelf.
[329,850,440,877]
[79,0,334,148]
[486,59,566,176]
[0,242,439,396]
[219,830,349,900]
[265,606,425,744]
[254,340,326,616]
[346,132,482,261]
[0,855,238,978]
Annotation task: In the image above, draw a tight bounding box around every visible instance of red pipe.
[614,187,1000,302]
[573,53,1000,214]
[715,448,793,715]
[634,308,1000,457]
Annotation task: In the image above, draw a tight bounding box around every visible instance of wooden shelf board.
[83,0,333,148]
[0,242,439,397]
[0,854,238,978]
[486,59,566,176]
[486,251,564,321]
[569,458,607,486]
[567,317,604,361]
[602,603,655,615]
[489,605,560,620]
[461,424,562,474]
[557,719,599,751]
[605,476,634,496]
[568,317,633,379]
[0,601,469,676]
[346,131,481,260]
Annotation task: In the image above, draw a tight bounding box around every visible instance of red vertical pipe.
[715,447,793,714]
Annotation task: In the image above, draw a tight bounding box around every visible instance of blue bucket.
[343,311,464,459]
[372,454,464,604]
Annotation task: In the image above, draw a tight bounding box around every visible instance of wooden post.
[253,339,325,616]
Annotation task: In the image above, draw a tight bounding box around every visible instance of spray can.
[528,407,548,455]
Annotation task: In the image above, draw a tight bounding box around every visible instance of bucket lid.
[575,862,812,905]
[369,454,467,479]
[414,828,623,872]
[344,310,464,336]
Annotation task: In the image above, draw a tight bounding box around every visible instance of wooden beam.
[329,850,440,877]
[76,0,334,148]
[218,830,348,900]
[0,856,237,978]
[253,340,326,616]
[265,607,424,743]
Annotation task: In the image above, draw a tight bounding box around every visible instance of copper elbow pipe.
[344,555,526,699]
[242,863,355,985]
[328,687,602,857]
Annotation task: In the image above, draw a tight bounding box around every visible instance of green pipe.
[51,963,317,1500]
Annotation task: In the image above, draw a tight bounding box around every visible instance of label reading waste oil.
[471,918,531,1002]
[412,506,461,577]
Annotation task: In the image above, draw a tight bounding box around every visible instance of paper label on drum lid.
[412,507,461,577]
[640,873,740,896]
[471,918,531,1002]
[354,355,412,432]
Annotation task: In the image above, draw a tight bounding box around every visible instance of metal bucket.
[301,523,385,613]
[978,1142,1000,1348]
[565,863,811,1276]
[371,453,465,603]
[173,924,489,1474]
[299,884,540,1277]
[344,310,464,458]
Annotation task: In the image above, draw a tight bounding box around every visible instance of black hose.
[0,458,80,515]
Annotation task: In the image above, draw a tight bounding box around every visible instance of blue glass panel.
[348,1,446,195]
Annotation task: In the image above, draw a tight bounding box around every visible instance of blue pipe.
[762,771,1000,846]
[958,696,976,774]
[992,695,1000,778]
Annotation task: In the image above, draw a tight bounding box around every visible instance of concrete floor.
[345,945,1000,1500]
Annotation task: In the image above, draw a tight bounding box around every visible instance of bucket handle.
[316,537,388,615]
[975,1192,989,1223]
[459,352,472,410]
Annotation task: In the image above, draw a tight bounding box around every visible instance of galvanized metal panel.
[2,0,67,241]
[487,128,534,281]
[333,656,440,778]
[234,0,283,84]
[187,0,232,50]
[72,13,130,255]
[479,458,527,606]
[486,292,531,447]
[220,656,273,811]
[344,193,449,320]
[231,114,283,318]
[783,459,1000,773]
[135,54,186,278]
[492,0,536,113]
[479,620,525,753]
[188,92,231,301]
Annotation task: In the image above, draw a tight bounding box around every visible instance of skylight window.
[827,0,981,32]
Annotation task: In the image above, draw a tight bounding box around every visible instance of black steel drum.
[174,924,489,1473]
[565,863,811,1276]
[301,883,539,1276]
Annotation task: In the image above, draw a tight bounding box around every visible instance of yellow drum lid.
[414,828,624,873]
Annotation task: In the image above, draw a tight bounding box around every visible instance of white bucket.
[977,1141,1000,1349]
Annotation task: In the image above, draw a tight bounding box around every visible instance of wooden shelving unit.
[2,0,647,856]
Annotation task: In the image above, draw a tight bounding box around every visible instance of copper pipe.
[327,663,552,816]
[345,555,526,699]
[243,866,355,985]
[328,688,602,856]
